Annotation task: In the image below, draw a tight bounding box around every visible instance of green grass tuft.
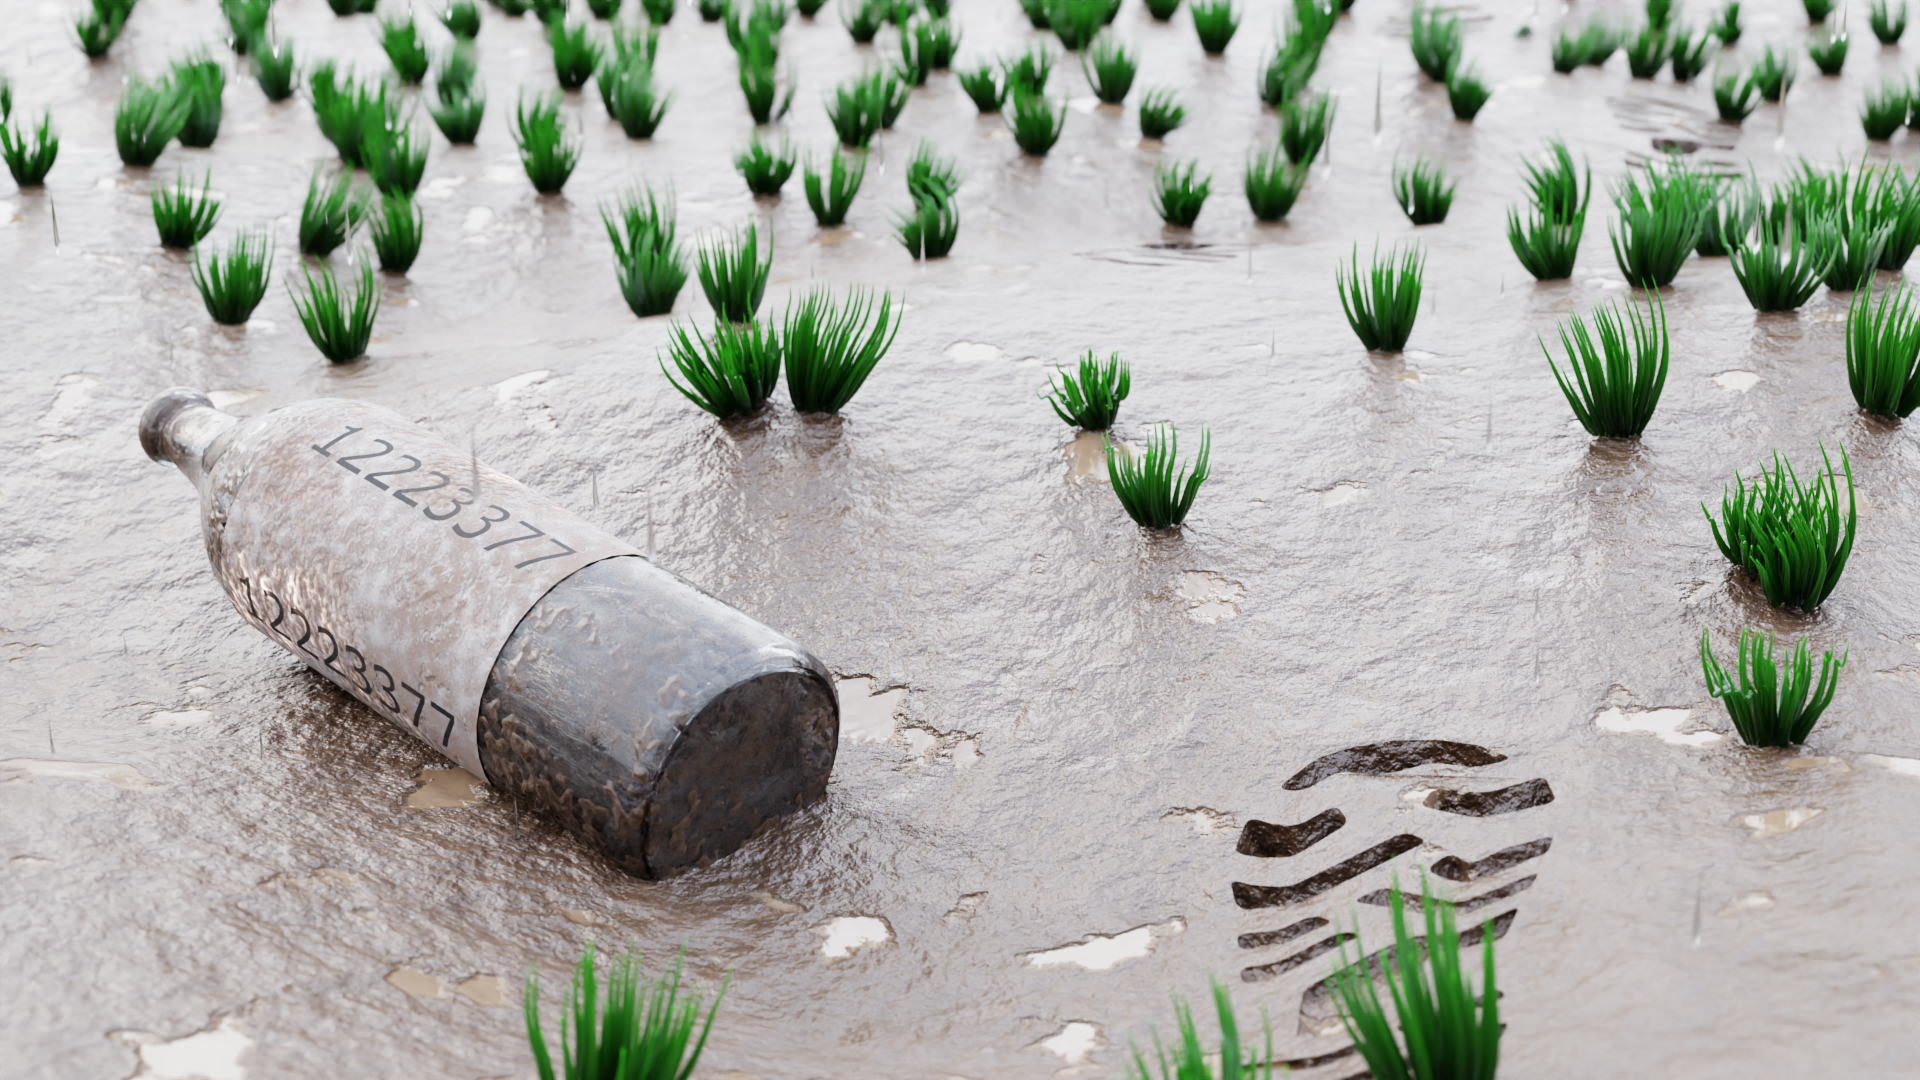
[1804,0,1835,20]
[1409,2,1462,80]
[76,2,129,59]
[326,0,378,13]
[1151,158,1210,227]
[1280,89,1332,164]
[1697,171,1758,256]
[1626,24,1672,78]
[1863,81,1908,140]
[1047,0,1106,50]
[803,148,865,225]
[1702,628,1846,748]
[906,15,960,72]
[1019,0,1051,29]
[1145,0,1179,18]
[1711,0,1742,41]
[644,0,676,22]
[1138,87,1184,138]
[1808,29,1847,75]
[1337,241,1423,352]
[190,228,273,324]
[895,151,959,260]
[1393,156,1454,225]
[959,64,1006,111]
[1190,0,1239,54]
[1,111,59,186]
[1330,875,1501,1080]
[1006,86,1066,155]
[1508,206,1582,279]
[1552,21,1615,72]
[299,166,363,257]
[783,284,901,414]
[1544,292,1670,438]
[442,0,483,37]
[549,17,604,89]
[1872,0,1907,41]
[1525,139,1590,223]
[603,184,686,317]
[875,69,910,127]
[1846,281,1920,418]
[737,47,794,125]
[116,77,189,167]
[314,75,395,167]
[1084,34,1136,102]
[1258,33,1322,109]
[1004,43,1055,95]
[290,257,380,363]
[1822,214,1889,292]
[253,39,297,101]
[362,120,427,196]
[1125,979,1273,1080]
[170,55,225,147]
[1705,443,1856,612]
[1045,351,1129,430]
[525,941,726,1080]
[844,0,885,40]
[1448,63,1491,119]
[1109,423,1210,530]
[224,5,265,61]
[368,192,422,273]
[1750,45,1793,101]
[1729,212,1838,310]
[431,88,485,143]
[1714,67,1757,121]
[587,0,623,17]
[698,223,772,321]
[1648,0,1674,28]
[1245,143,1307,221]
[734,130,795,195]
[152,169,221,248]
[1609,161,1710,287]
[660,318,782,418]
[1669,27,1710,80]
[697,0,726,18]
[381,15,431,83]
[513,92,579,193]
[604,56,670,137]
[825,74,883,148]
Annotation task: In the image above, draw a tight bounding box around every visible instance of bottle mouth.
[139,387,215,465]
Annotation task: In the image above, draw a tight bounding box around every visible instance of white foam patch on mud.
[1712,371,1761,393]
[945,341,1002,362]
[1317,481,1368,507]
[836,678,905,743]
[1,758,160,789]
[816,916,893,959]
[1162,807,1235,834]
[1857,754,1920,777]
[1740,807,1823,837]
[144,710,213,729]
[1024,917,1185,971]
[1593,706,1723,747]
[493,370,551,403]
[1176,571,1243,623]
[1035,1021,1102,1065]
[115,1017,252,1080]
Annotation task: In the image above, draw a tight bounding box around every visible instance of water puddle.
[835,677,906,744]
[1739,806,1824,838]
[951,737,982,766]
[1176,571,1244,623]
[945,341,1003,362]
[113,1016,251,1080]
[816,915,893,959]
[1712,370,1761,393]
[454,975,505,1006]
[1163,807,1236,835]
[902,727,940,762]
[1593,706,1723,747]
[1718,892,1776,916]
[944,892,988,924]
[405,766,487,809]
[1034,1021,1102,1066]
[1782,755,1848,772]
[1,758,160,790]
[1857,754,1920,777]
[143,710,213,728]
[385,965,448,999]
[1023,916,1185,971]
[1061,430,1118,484]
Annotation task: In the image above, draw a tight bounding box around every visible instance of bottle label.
[213,400,639,780]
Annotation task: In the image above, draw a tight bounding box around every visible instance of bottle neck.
[140,387,239,496]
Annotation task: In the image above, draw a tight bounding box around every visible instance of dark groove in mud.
[1238,916,1331,951]
[1430,838,1554,882]
[1283,741,1508,790]
[1429,778,1555,817]
[1360,875,1537,912]
[1232,834,1423,909]
[1241,932,1356,982]
[1237,808,1346,857]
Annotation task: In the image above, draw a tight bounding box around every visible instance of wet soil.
[7,0,1920,1076]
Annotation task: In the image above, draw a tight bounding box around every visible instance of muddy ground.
[6,0,1920,1076]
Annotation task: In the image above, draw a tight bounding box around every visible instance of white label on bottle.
[212,400,638,780]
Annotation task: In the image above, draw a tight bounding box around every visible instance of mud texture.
[7,0,1920,1077]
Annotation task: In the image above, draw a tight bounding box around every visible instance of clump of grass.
[1084,35,1136,102]
[1544,293,1670,438]
[1190,0,1239,54]
[1626,25,1672,78]
[531,0,566,23]
[0,77,10,123]
[1846,282,1920,418]
[326,0,378,13]
[1552,21,1616,72]
[1824,215,1890,293]
[1393,156,1454,225]
[1019,0,1051,29]
[253,39,297,101]
[1669,27,1710,80]
[660,319,782,418]
[1714,67,1758,121]
[116,77,189,167]
[1872,0,1907,41]
[1125,980,1273,1080]
[1151,159,1211,227]
[190,228,273,324]
[734,130,795,195]
[314,76,396,167]
[1508,142,1590,279]
[224,0,268,44]
[1808,29,1847,75]
[1280,90,1332,164]
[513,93,580,193]
[1257,34,1321,108]
[169,55,225,148]
[1867,169,1920,271]
[1804,0,1836,20]
[1648,0,1674,29]
[895,188,958,259]
[1409,3,1462,80]
[75,0,130,60]
[1007,86,1066,155]
[1004,43,1055,95]
[908,16,960,71]
[1705,443,1856,612]
[1144,0,1179,18]
[1697,171,1758,256]
[525,942,726,1080]
[1525,138,1590,222]
[368,192,422,273]
[1711,0,1742,41]
[1863,81,1908,140]
[290,258,380,363]
[1702,629,1846,748]
[442,0,482,37]
[1138,87,1184,139]
[362,120,427,196]
[1609,162,1711,287]
[905,139,960,205]
[1,111,59,186]
[603,184,686,317]
[381,15,431,83]
[550,17,604,89]
[698,0,726,18]
[152,169,221,248]
[959,65,1005,111]
[1245,143,1307,221]
[793,0,822,17]
[431,87,486,144]
[1730,212,1838,310]
[874,69,910,128]
[644,0,676,22]
[783,285,901,414]
[604,55,670,137]
[1109,423,1210,530]
[825,74,882,148]
[844,0,885,40]
[737,42,794,124]
[1330,876,1500,1080]
[803,149,865,226]
[1047,0,1106,50]
[587,0,622,16]
[1750,45,1792,101]
[1448,63,1490,119]
[1337,242,1423,352]
[698,223,772,321]
[1045,351,1129,430]
[299,166,362,256]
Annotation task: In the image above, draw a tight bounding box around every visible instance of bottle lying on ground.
[139,387,839,877]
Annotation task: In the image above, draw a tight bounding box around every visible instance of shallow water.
[7,0,1920,1076]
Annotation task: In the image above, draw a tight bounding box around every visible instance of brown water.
[8,0,1920,1076]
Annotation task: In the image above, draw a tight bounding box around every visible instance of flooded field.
[6,0,1920,1075]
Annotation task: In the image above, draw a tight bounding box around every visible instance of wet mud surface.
[7,0,1920,1076]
